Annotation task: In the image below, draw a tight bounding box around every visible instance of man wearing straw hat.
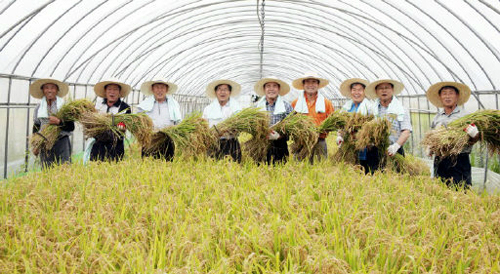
[291,72,334,162]
[366,79,412,168]
[137,80,182,160]
[337,78,377,173]
[203,79,243,162]
[426,81,479,188]
[30,78,75,167]
[254,76,294,164]
[86,78,132,162]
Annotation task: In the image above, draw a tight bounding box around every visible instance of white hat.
[29,78,69,99]
[253,76,290,96]
[94,78,131,98]
[426,81,471,108]
[365,79,404,99]
[140,80,178,96]
[292,72,329,90]
[206,79,241,98]
[339,78,370,99]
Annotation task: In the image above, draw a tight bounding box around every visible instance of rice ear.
[422,109,500,157]
[30,99,96,152]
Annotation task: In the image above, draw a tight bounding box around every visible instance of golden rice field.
[1,150,500,273]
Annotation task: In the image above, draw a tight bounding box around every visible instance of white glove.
[464,123,479,138]
[336,135,344,147]
[268,130,280,140]
[387,143,401,157]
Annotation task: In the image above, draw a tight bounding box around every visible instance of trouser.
[434,153,472,188]
[90,139,125,162]
[266,137,289,165]
[359,147,380,175]
[362,146,405,174]
[216,138,242,163]
[40,135,71,168]
[142,137,175,161]
[309,138,327,164]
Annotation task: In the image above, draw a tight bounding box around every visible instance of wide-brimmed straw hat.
[292,72,329,90]
[140,80,178,96]
[29,78,69,99]
[339,78,370,99]
[206,79,241,98]
[365,79,404,99]
[254,76,290,96]
[426,81,471,108]
[94,78,131,98]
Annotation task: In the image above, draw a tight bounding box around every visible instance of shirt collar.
[155,98,168,104]
[440,105,461,116]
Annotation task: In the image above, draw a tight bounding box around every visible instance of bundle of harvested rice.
[422,109,500,157]
[317,111,347,133]
[355,117,392,151]
[387,154,430,176]
[214,107,270,137]
[333,139,359,165]
[80,111,153,146]
[326,112,375,164]
[30,99,96,152]
[144,113,216,157]
[213,107,270,161]
[271,112,319,160]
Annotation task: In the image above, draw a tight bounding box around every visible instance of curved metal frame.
[0,0,498,104]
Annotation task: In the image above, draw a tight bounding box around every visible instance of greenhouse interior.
[2,0,500,273]
[2,0,499,184]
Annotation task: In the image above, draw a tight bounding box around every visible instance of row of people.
[29,73,479,188]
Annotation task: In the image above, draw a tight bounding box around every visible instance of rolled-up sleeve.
[400,110,412,132]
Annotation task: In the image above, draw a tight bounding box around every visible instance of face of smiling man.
[42,83,59,102]
[152,83,168,103]
[350,83,366,105]
[105,84,121,105]
[303,78,320,97]
[375,82,394,105]
[439,87,459,110]
[215,84,231,105]
[264,82,280,103]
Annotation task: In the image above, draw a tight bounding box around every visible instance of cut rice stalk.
[145,113,216,157]
[422,109,500,157]
[30,99,96,153]
[271,112,319,160]
[80,112,153,146]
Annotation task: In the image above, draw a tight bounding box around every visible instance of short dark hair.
[104,83,122,91]
[350,82,366,89]
[152,83,169,89]
[375,83,394,90]
[215,84,232,92]
[263,82,280,89]
[40,83,59,91]
[438,85,459,95]
[302,79,320,85]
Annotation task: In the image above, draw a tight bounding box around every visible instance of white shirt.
[145,100,174,129]
[203,100,235,127]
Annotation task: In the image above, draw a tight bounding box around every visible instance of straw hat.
[426,81,471,108]
[365,79,404,99]
[29,78,69,99]
[206,79,241,98]
[140,80,178,96]
[253,76,290,96]
[292,72,329,90]
[339,78,370,99]
[94,78,131,98]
